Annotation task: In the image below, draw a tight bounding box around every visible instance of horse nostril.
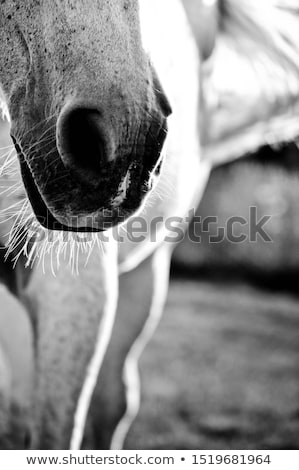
[57,108,110,181]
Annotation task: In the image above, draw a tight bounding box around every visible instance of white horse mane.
[203,0,299,165]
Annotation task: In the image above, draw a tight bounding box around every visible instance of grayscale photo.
[0,0,299,459]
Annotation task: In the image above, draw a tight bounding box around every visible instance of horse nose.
[57,105,114,183]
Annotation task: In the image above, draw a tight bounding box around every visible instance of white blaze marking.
[112,169,131,207]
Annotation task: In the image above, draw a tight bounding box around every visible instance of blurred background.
[125,0,299,450]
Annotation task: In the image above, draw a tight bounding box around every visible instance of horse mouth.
[19,157,90,233]
[16,143,164,233]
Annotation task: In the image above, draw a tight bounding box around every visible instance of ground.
[126,280,299,450]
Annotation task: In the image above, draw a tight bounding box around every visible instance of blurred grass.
[127,281,299,450]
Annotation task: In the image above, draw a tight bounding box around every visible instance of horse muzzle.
[10,98,169,232]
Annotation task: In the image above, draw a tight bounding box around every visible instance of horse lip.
[18,156,104,232]
[17,155,137,233]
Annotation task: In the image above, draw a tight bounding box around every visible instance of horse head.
[0,0,171,232]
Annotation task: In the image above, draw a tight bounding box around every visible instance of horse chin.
[49,165,160,232]
[19,152,162,233]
